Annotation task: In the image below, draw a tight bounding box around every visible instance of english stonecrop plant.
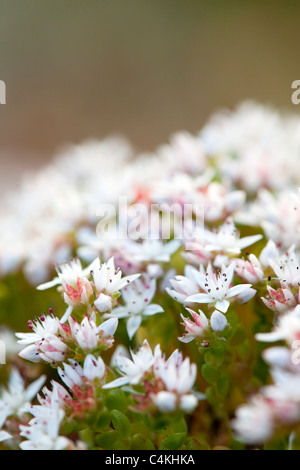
[2,102,300,450]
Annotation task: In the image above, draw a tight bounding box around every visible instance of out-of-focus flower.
[166,265,201,305]
[268,246,300,287]
[203,218,262,256]
[0,430,11,443]
[0,327,23,356]
[19,382,71,450]
[261,284,298,314]
[234,254,264,285]
[232,396,274,445]
[0,368,46,429]
[126,239,181,264]
[256,306,300,345]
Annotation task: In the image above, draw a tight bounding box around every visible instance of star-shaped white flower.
[91,257,140,313]
[203,218,262,255]
[103,339,157,389]
[105,277,164,339]
[186,262,256,313]
[0,368,46,429]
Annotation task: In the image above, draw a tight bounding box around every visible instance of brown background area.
[1,0,300,195]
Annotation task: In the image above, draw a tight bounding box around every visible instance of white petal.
[106,306,129,319]
[25,375,46,401]
[99,317,118,336]
[118,273,141,290]
[36,277,61,290]
[215,299,230,313]
[102,376,129,389]
[178,334,195,343]
[19,345,41,363]
[166,287,188,304]
[143,304,164,316]
[238,234,263,250]
[210,310,228,332]
[186,293,212,303]
[94,293,112,313]
[227,284,253,298]
[126,315,142,340]
[154,391,177,412]
[255,332,284,343]
[84,355,105,381]
[0,430,11,442]
[179,394,198,413]
[60,306,73,324]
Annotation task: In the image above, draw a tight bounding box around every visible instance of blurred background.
[0,0,300,196]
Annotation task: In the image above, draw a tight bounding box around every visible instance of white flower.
[91,257,140,313]
[186,263,256,313]
[110,345,130,369]
[0,368,46,428]
[103,341,200,413]
[261,284,298,314]
[0,327,22,356]
[19,382,71,450]
[106,276,164,339]
[16,315,69,365]
[234,254,264,284]
[37,258,93,308]
[126,239,181,263]
[232,396,274,445]
[268,245,300,287]
[256,305,300,345]
[259,239,278,268]
[152,349,198,413]
[166,265,202,305]
[203,218,262,256]
[69,315,118,352]
[178,308,209,343]
[103,339,156,389]
[58,355,106,390]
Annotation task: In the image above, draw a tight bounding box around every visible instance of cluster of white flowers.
[1,101,300,449]
[103,339,200,414]
[232,244,300,445]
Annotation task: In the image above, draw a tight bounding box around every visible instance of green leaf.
[205,385,219,407]
[130,434,156,450]
[111,410,131,439]
[170,416,188,434]
[144,414,171,433]
[95,430,118,449]
[159,432,186,450]
[204,342,226,368]
[94,407,111,431]
[186,437,210,450]
[201,363,219,384]
[217,373,229,398]
[105,389,128,413]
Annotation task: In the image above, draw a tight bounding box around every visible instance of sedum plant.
[1,102,300,450]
